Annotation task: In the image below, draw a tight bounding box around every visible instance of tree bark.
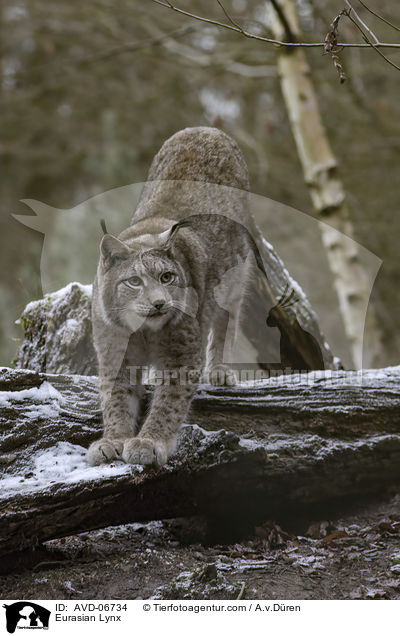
[1,365,400,564]
[268,0,384,369]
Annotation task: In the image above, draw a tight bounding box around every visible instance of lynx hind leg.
[202,363,238,386]
[87,438,125,466]
[202,312,239,386]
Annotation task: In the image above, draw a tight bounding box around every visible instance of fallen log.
[1,365,400,566]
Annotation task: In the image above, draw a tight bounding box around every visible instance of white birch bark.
[268,0,383,369]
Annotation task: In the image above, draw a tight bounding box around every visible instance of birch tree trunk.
[268,0,383,369]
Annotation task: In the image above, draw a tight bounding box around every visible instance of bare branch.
[345,0,379,43]
[357,0,400,34]
[345,6,400,72]
[78,25,195,65]
[19,25,195,75]
[149,0,400,49]
[216,0,244,33]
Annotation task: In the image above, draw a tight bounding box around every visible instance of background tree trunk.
[268,0,384,369]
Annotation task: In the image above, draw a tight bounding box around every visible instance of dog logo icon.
[3,602,51,633]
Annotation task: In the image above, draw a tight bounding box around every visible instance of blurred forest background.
[1,0,399,368]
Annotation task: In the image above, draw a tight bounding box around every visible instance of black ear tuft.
[170,218,192,235]
[164,218,192,249]
[100,219,108,235]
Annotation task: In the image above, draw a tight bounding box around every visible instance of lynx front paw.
[87,438,124,465]
[122,437,168,467]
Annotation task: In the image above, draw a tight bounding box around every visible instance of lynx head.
[97,219,198,332]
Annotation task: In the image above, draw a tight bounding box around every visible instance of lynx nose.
[153,300,165,311]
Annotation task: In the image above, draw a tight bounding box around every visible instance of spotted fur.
[87,128,262,467]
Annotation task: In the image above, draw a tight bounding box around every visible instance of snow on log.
[1,365,400,562]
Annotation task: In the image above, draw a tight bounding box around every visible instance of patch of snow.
[23,298,42,313]
[292,554,326,570]
[64,318,79,330]
[0,441,140,498]
[0,381,62,408]
[23,283,92,315]
[242,433,397,456]
[363,365,400,378]
[238,438,265,451]
[198,365,400,392]
[217,558,274,572]
[50,282,92,301]
[181,423,225,438]
[63,580,81,594]
[25,403,61,419]
[391,552,400,564]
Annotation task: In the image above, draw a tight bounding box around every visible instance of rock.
[15,282,96,375]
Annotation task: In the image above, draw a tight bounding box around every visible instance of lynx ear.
[100,234,130,268]
[159,218,192,250]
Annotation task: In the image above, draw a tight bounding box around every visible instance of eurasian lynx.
[87,127,266,467]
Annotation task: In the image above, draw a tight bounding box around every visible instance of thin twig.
[236,581,246,600]
[345,0,379,43]
[357,0,400,33]
[346,6,400,72]
[75,25,195,65]
[17,25,194,75]
[216,0,244,33]
[150,0,400,49]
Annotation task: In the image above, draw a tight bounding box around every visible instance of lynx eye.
[123,276,142,289]
[160,271,175,285]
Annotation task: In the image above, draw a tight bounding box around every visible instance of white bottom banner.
[1,599,399,635]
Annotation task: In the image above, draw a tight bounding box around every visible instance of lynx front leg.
[87,369,144,465]
[87,329,145,466]
[123,322,201,467]
[122,381,197,466]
